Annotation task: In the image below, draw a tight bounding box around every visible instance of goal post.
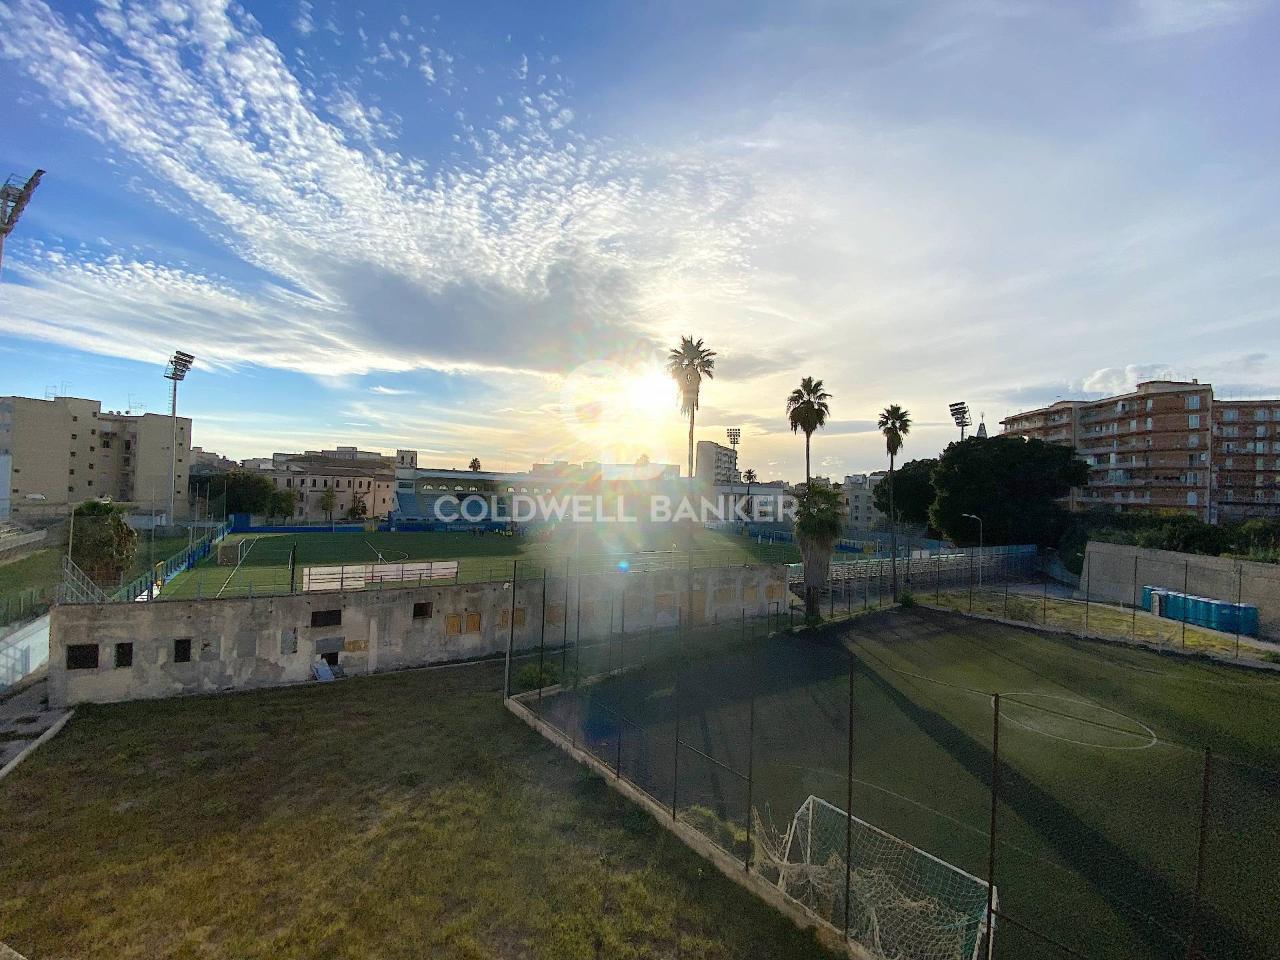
[766,795,995,960]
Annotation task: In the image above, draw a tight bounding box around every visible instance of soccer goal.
[765,795,994,960]
[216,537,256,566]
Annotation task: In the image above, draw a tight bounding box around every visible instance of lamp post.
[962,513,983,586]
[163,351,195,528]
[949,402,972,441]
[726,427,741,528]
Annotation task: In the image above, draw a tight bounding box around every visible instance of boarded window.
[446,614,462,636]
[173,638,192,663]
[580,601,596,622]
[714,587,734,604]
[655,593,675,613]
[545,603,566,625]
[280,629,298,655]
[766,583,784,601]
[66,644,99,670]
[744,584,759,604]
[114,642,133,668]
[413,601,433,619]
[465,612,482,633]
[311,609,342,628]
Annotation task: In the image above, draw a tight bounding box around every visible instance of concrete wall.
[48,564,788,707]
[1082,541,1280,638]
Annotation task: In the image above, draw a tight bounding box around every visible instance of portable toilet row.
[1140,586,1259,637]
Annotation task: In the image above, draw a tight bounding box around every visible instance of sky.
[2,0,1279,483]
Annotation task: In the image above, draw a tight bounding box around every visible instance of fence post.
[1002,580,1008,620]
[671,606,682,822]
[537,569,547,702]
[1083,552,1090,638]
[503,559,518,701]
[1182,559,1189,649]
[969,550,975,614]
[744,610,759,871]
[1185,749,1214,960]
[1132,554,1139,641]
[844,648,855,940]
[1042,575,1048,625]
[1234,564,1242,660]
[986,693,1001,960]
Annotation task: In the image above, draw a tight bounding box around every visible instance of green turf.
[160,528,801,599]
[0,660,831,960]
[529,607,1280,960]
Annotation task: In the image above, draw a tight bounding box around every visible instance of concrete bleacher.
[0,521,48,560]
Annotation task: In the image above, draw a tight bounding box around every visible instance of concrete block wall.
[48,564,788,707]
[1082,541,1280,638]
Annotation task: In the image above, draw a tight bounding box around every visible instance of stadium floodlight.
[726,428,742,520]
[164,350,196,526]
[949,401,972,440]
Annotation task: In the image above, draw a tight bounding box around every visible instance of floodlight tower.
[164,351,195,525]
[949,402,972,441]
[0,169,45,276]
[726,427,741,521]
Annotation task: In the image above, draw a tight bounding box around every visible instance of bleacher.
[0,520,48,558]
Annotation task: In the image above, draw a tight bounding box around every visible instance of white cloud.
[369,385,412,395]
[1121,0,1269,37]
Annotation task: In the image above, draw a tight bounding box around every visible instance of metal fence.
[507,574,1280,960]
[0,586,52,627]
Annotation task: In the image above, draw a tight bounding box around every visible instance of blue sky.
[2,0,1279,481]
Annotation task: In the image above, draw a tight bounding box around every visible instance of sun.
[622,366,673,418]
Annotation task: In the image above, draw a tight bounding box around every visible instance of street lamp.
[962,513,983,586]
[726,427,741,528]
[164,350,195,527]
[949,402,972,441]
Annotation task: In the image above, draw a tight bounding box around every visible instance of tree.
[786,377,831,484]
[346,495,368,521]
[220,469,277,516]
[667,336,717,480]
[270,488,297,522]
[320,487,337,522]
[872,458,936,527]
[794,485,842,622]
[877,404,912,599]
[70,500,137,586]
[930,436,1088,547]
[469,457,482,471]
[742,468,757,520]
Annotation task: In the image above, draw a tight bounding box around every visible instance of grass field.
[0,660,830,960]
[160,527,800,599]
[527,607,1280,960]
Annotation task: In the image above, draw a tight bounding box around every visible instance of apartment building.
[0,396,191,520]
[1001,380,1280,522]
[839,473,888,529]
[253,452,396,521]
[695,440,740,487]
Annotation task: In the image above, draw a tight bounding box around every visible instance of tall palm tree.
[786,377,832,484]
[741,468,757,523]
[877,404,912,599]
[667,337,717,481]
[469,457,481,472]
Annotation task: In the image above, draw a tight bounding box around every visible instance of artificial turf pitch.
[527,606,1280,960]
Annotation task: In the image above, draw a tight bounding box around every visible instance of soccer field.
[160,527,800,599]
[524,607,1280,960]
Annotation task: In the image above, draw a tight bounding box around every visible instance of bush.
[898,588,916,608]
[515,662,560,692]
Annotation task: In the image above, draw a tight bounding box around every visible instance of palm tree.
[794,485,842,622]
[786,377,832,484]
[742,468,757,520]
[877,404,912,599]
[469,457,482,472]
[667,337,717,480]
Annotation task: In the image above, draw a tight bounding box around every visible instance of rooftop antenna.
[0,169,45,277]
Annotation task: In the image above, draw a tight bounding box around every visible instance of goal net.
[761,795,994,960]
[216,538,255,566]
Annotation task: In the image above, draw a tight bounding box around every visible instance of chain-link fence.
[508,586,1280,960]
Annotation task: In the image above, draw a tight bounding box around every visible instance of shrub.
[516,662,560,692]
[898,588,916,609]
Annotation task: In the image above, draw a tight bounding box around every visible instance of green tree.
[930,436,1088,547]
[794,484,842,622]
[786,377,831,484]
[667,336,717,480]
[221,469,277,516]
[70,500,138,586]
[877,404,912,598]
[269,488,297,522]
[469,457,482,471]
[320,487,337,522]
[872,458,936,526]
[346,495,368,521]
[742,468,757,519]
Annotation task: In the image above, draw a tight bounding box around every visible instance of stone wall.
[49,564,789,707]
[1082,541,1280,638]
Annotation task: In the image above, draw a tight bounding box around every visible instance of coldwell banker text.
[429,494,797,524]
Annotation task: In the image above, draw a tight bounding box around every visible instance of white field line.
[216,536,259,599]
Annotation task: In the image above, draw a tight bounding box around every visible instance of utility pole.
[0,169,45,276]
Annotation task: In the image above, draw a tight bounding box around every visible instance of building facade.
[1001,380,1280,522]
[695,440,739,487]
[0,396,191,521]
[251,452,396,521]
[838,473,888,529]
